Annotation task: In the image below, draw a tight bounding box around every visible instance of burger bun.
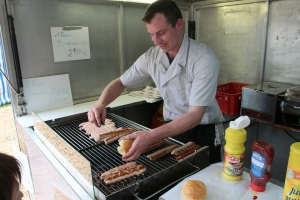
[181,180,207,200]
[117,139,134,155]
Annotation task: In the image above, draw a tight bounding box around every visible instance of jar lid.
[250,182,266,192]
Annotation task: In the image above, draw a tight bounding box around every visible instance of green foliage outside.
[0,103,11,109]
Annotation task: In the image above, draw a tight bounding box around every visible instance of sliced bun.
[117,139,134,155]
[181,180,207,200]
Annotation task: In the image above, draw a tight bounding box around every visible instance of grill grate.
[50,113,181,197]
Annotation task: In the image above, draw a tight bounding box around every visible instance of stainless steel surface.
[280,101,300,117]
[279,85,300,117]
[47,113,206,200]
[242,81,294,95]
[241,81,294,123]
[280,86,300,102]
[8,0,190,105]
[12,0,122,102]
[193,1,266,85]
[265,0,300,85]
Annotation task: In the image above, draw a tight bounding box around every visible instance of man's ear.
[176,18,184,30]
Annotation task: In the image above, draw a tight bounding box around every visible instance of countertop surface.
[160,162,283,200]
[16,94,144,127]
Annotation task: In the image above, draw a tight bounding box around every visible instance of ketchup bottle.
[250,141,274,192]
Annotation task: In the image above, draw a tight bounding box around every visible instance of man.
[88,0,225,164]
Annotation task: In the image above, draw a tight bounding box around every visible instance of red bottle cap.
[250,182,266,192]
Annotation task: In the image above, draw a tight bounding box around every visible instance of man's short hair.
[0,153,22,200]
[142,0,183,27]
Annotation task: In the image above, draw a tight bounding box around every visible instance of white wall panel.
[194,2,266,85]
[265,0,300,85]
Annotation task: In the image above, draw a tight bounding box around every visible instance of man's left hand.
[121,130,153,161]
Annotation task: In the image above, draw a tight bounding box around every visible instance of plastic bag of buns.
[181,180,207,200]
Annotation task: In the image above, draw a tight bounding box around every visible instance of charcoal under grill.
[36,113,208,200]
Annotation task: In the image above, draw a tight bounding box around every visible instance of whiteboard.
[50,27,91,62]
[23,74,73,113]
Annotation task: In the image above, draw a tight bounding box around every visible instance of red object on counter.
[215,82,248,115]
[250,141,275,192]
[151,103,164,129]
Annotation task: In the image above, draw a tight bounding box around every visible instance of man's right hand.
[87,78,126,126]
[88,104,107,127]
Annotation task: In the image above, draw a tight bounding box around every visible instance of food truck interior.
[0,0,300,199]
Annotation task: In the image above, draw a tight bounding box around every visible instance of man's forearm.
[96,78,126,107]
[148,106,207,142]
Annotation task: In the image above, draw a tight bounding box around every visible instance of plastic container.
[223,116,250,181]
[282,142,300,200]
[216,82,248,115]
[151,103,164,129]
[250,141,275,192]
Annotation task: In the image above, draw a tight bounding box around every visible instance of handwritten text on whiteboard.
[50,27,91,62]
[23,74,73,113]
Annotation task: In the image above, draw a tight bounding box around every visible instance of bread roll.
[117,139,134,155]
[181,180,207,200]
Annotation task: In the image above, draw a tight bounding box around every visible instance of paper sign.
[23,74,73,113]
[50,27,91,62]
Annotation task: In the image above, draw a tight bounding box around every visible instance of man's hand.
[88,104,106,127]
[120,106,206,161]
[87,78,126,127]
[121,130,154,162]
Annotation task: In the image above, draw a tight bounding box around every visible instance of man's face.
[146,13,183,57]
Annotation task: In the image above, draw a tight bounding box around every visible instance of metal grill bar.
[53,120,96,150]
[50,113,183,198]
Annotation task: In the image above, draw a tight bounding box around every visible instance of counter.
[160,162,284,200]
[17,94,145,128]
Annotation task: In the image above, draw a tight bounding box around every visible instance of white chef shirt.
[120,34,225,124]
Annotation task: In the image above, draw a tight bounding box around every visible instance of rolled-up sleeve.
[120,53,150,88]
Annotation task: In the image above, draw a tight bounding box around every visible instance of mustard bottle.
[282,142,300,200]
[223,116,250,181]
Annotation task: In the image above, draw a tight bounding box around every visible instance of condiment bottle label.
[282,180,300,200]
[282,163,300,200]
[286,165,300,182]
[223,151,244,177]
[251,151,266,178]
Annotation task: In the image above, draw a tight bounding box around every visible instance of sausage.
[104,165,146,184]
[100,161,137,179]
[175,145,201,161]
[176,146,209,162]
[100,162,146,184]
[171,141,195,155]
[103,130,133,144]
[142,140,164,153]
[95,127,134,142]
[147,144,178,160]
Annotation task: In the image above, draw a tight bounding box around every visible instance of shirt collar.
[155,34,189,67]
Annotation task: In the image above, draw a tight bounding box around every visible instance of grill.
[36,113,208,200]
